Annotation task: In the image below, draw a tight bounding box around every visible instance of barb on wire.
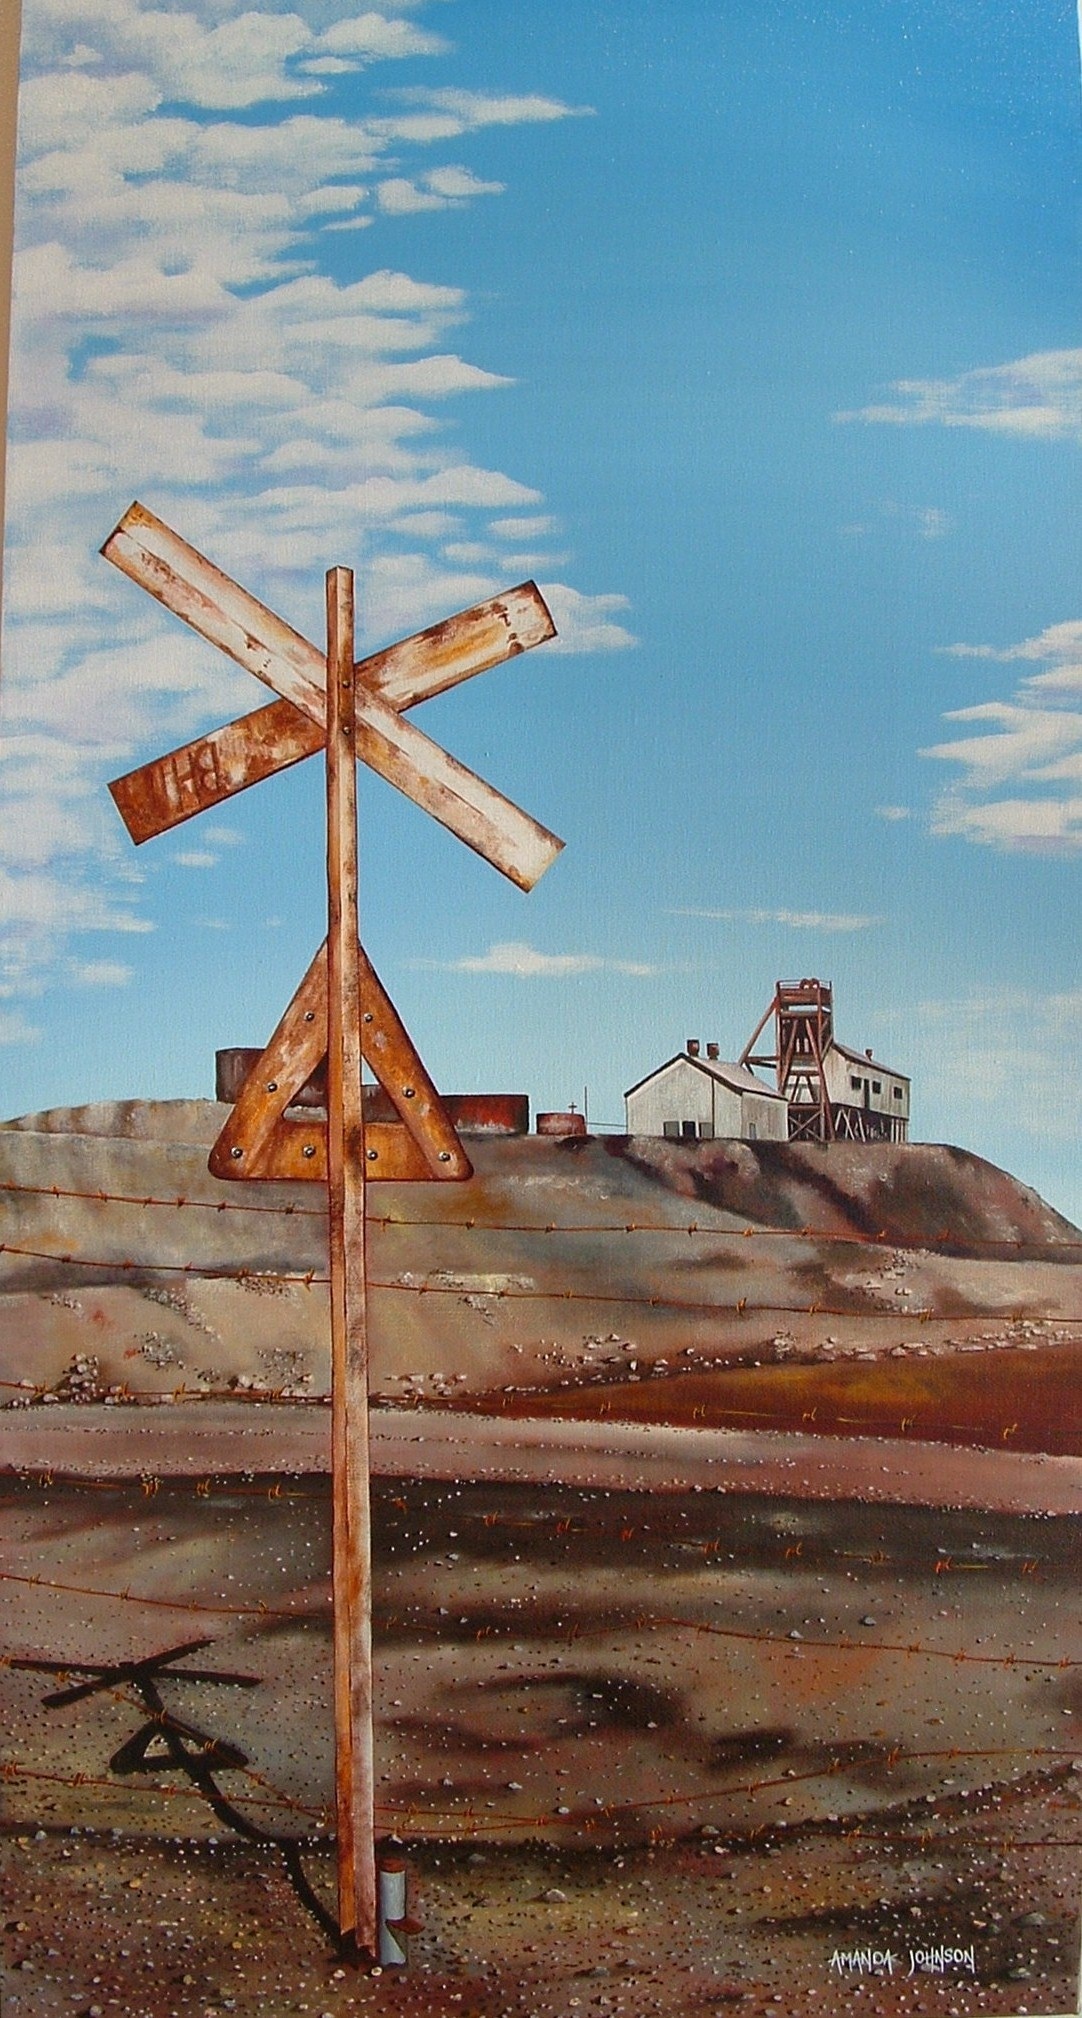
[7,1238,1082,1337]
[6,1754,1079,1851]
[0,1178,325,1219]
[3,1173,1081,1253]
[0,1240,328,1285]
[0,1566,317,1619]
[3,1565,1076,1670]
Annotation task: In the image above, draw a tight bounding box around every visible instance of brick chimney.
[687,1038,700,1057]
[706,1042,720,1060]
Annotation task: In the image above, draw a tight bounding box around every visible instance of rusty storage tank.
[535,1109,587,1138]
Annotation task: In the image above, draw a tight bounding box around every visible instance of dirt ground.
[2,1477,1079,2018]
[3,1791,1081,2018]
[2,1113,1080,2014]
[3,1126,1082,1466]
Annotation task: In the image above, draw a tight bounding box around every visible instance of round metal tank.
[536,1110,587,1137]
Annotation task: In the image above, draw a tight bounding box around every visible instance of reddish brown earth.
[608,1134,1080,1261]
[2,1105,1081,1468]
[4,1792,1081,2018]
[2,1105,1080,2016]
[2,1474,1080,2017]
[466,1344,1082,1458]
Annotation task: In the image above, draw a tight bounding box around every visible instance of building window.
[872,1080,881,1094]
[747,1122,757,1141]
[850,1076,862,1091]
[698,1122,714,1140]
[893,1087,904,1100]
[663,1121,679,1139]
[681,1120,697,1140]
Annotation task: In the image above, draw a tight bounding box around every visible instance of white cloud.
[538,584,637,653]
[396,87,593,129]
[922,618,1082,852]
[673,907,884,932]
[883,989,1082,1148]
[836,348,1082,441]
[871,500,954,542]
[0,1011,43,1046]
[20,2,447,113]
[2,1,627,1008]
[929,791,1082,851]
[500,549,567,572]
[426,164,503,200]
[875,805,911,822]
[940,619,1082,690]
[922,703,1082,788]
[314,13,446,62]
[377,165,503,213]
[0,869,153,933]
[386,509,458,536]
[298,55,356,75]
[68,959,134,986]
[414,940,657,977]
[441,540,492,563]
[489,514,554,539]
[917,507,952,539]
[173,849,219,867]
[377,176,455,213]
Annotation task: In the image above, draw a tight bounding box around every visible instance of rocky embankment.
[0,1102,1079,1463]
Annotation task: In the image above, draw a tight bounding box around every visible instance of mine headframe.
[740,977,835,1142]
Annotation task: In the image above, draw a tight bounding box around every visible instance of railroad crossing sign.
[105,504,561,889]
[103,502,561,1186]
[102,503,562,1956]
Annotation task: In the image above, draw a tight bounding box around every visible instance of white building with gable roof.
[624,1040,789,1142]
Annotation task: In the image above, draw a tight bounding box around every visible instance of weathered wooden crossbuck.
[103,503,561,1954]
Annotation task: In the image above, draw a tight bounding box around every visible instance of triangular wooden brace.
[209,941,472,1183]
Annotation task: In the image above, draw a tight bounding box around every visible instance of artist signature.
[829,1945,977,1977]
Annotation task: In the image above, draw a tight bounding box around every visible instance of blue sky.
[3,0,1082,1221]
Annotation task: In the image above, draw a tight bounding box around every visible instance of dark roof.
[625,1052,787,1102]
[830,1040,909,1083]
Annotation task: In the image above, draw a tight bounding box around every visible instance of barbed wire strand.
[0,1242,326,1284]
[0,1567,316,1620]
[3,1759,328,1821]
[0,1178,324,1219]
[3,1568,1078,1670]
[7,1241,1082,1347]
[4,1379,1079,1444]
[2,1175,1080,1254]
[5,1750,1081,1842]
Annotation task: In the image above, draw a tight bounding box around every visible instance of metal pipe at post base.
[377,1850,421,1966]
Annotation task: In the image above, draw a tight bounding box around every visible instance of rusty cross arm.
[104,503,562,893]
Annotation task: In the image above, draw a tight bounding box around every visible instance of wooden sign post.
[325,565,376,1946]
[102,506,561,1954]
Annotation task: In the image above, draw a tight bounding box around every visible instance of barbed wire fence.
[2,1174,1080,1443]
[3,1473,1080,1826]
[3,1171,1082,1250]
[2,1182,1079,1969]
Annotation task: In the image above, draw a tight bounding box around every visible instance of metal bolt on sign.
[102,503,562,1955]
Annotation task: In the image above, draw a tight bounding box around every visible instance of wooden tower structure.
[740,978,836,1142]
